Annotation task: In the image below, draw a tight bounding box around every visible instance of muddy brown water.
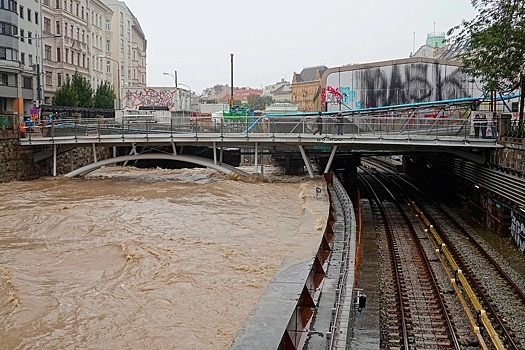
[0,167,327,349]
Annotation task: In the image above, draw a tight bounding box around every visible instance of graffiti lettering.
[511,212,525,254]
[123,88,177,110]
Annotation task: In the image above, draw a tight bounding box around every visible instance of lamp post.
[163,71,177,88]
[99,55,121,110]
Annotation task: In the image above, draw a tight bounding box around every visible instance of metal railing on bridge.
[20,113,479,142]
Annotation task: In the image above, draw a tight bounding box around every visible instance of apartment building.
[35,0,146,109]
[102,0,146,98]
[130,14,145,87]
[41,0,90,104]
[0,0,42,117]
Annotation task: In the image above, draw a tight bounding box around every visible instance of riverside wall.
[0,127,110,183]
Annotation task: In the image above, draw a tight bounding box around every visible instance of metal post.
[324,145,338,173]
[92,143,98,163]
[254,142,258,173]
[53,144,57,176]
[213,142,217,165]
[298,145,314,178]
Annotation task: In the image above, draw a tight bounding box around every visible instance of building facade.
[291,65,327,112]
[41,0,90,104]
[0,0,42,118]
[320,57,481,112]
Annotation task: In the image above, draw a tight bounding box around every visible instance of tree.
[247,94,273,110]
[71,72,94,108]
[52,80,79,107]
[94,81,116,109]
[447,0,525,121]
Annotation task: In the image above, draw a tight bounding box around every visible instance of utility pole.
[230,53,234,110]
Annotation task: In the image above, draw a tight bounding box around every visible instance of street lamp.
[99,55,121,110]
[163,71,177,88]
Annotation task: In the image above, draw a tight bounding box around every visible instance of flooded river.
[0,167,327,349]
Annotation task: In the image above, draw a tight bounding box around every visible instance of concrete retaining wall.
[0,129,110,183]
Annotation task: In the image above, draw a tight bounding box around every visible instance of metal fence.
[19,113,481,142]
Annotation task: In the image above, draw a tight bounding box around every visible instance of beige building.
[40,0,146,107]
[41,0,91,104]
[88,0,113,92]
[103,0,146,99]
[130,15,146,87]
[291,65,327,112]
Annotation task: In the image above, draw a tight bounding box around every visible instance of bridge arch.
[64,153,251,178]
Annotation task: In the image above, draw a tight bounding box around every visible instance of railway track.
[358,169,460,349]
[363,156,525,349]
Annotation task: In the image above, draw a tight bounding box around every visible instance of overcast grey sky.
[123,0,477,94]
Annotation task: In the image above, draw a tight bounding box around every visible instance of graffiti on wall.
[122,88,177,110]
[511,211,525,254]
[324,62,480,111]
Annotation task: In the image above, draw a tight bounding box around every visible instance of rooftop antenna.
[433,22,437,58]
[412,31,416,56]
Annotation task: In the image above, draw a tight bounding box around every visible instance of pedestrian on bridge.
[491,112,498,139]
[473,113,481,138]
[480,113,488,138]
[336,112,344,135]
[313,111,323,135]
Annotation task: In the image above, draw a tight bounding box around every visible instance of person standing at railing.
[480,113,488,138]
[491,112,498,139]
[336,112,344,135]
[313,111,323,135]
[473,113,481,138]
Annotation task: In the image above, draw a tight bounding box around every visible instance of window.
[44,45,51,60]
[0,47,18,62]
[29,54,33,66]
[44,0,50,6]
[81,6,84,19]
[70,24,73,38]
[57,73,62,87]
[64,22,67,37]
[44,17,51,33]
[56,47,61,62]
[19,5,24,19]
[27,31,32,44]
[27,9,31,22]
[45,72,52,86]
[106,60,111,73]
[105,20,110,31]
[23,76,32,89]
[56,0,60,9]
[106,40,110,52]
[19,29,24,41]
[20,52,25,64]
[35,12,39,25]
[56,21,60,34]
[76,3,78,16]
[65,48,68,63]
[0,74,9,86]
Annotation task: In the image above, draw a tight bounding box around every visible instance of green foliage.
[246,94,273,110]
[94,81,116,109]
[71,72,94,107]
[52,80,79,107]
[448,0,525,94]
